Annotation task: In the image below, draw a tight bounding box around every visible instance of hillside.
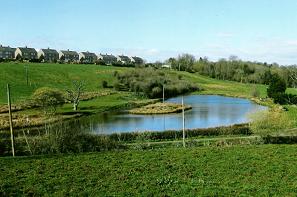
[0,62,130,104]
[0,62,273,105]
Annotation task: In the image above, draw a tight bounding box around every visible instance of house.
[38,48,59,62]
[117,55,132,64]
[131,56,144,65]
[15,46,38,60]
[79,51,97,64]
[97,53,118,65]
[59,49,79,63]
[161,64,172,69]
[0,45,16,59]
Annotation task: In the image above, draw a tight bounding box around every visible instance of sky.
[1,0,297,64]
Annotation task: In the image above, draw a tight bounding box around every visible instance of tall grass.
[0,122,124,156]
[250,107,294,136]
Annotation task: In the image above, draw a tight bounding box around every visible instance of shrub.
[267,74,287,103]
[262,135,297,144]
[32,87,64,114]
[114,68,199,98]
[102,80,108,88]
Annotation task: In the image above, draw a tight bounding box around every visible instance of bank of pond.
[0,95,270,156]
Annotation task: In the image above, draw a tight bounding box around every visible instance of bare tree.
[287,66,297,88]
[66,80,85,111]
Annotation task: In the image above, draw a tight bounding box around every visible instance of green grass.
[1,144,297,196]
[0,62,131,104]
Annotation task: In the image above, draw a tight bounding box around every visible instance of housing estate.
[0,43,145,65]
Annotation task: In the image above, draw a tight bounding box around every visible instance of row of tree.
[165,54,297,88]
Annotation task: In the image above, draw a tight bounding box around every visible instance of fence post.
[7,84,15,157]
[182,96,185,147]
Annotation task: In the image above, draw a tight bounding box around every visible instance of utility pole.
[182,96,185,147]
[7,84,15,157]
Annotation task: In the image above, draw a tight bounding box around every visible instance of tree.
[166,57,177,70]
[177,54,195,72]
[66,80,85,111]
[32,87,64,114]
[287,66,297,88]
[267,74,287,104]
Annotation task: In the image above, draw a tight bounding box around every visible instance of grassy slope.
[0,62,131,104]
[1,62,296,103]
[1,145,297,196]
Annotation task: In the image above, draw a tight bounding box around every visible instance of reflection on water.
[73,95,267,134]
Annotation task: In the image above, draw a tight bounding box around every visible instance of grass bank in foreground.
[1,144,297,196]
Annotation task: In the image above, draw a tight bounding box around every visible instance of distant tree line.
[165,54,297,88]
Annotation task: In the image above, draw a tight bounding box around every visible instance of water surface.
[78,95,266,134]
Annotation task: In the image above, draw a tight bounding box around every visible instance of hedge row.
[262,135,297,144]
[109,124,251,142]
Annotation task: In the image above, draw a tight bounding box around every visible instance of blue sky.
[1,0,297,64]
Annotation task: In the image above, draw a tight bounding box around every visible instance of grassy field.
[1,144,297,196]
[1,62,297,196]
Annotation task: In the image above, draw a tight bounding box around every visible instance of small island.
[129,102,192,114]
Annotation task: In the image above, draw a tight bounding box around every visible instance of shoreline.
[0,92,271,131]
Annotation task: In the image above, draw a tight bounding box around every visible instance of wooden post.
[26,65,28,86]
[7,84,15,157]
[182,96,185,147]
[162,84,165,103]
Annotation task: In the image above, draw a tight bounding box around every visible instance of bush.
[267,74,287,103]
[32,87,65,114]
[102,80,108,88]
[262,135,297,144]
[114,68,200,98]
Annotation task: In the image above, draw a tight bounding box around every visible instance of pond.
[74,95,267,134]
